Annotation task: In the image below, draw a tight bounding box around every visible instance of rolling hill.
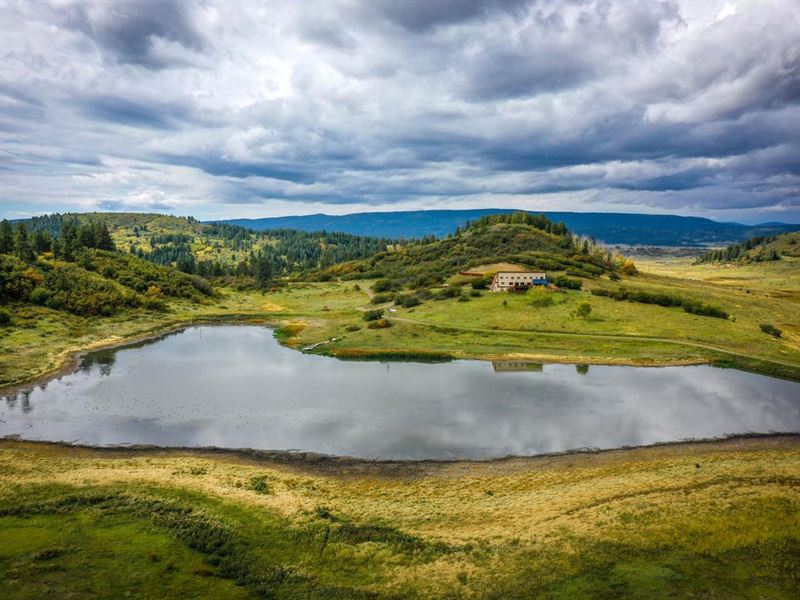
[219,209,800,246]
[696,231,800,263]
[323,212,613,287]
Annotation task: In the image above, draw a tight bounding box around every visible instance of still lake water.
[2,325,799,459]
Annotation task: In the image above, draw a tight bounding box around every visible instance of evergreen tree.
[14,223,35,262]
[60,220,80,262]
[94,221,116,251]
[0,220,13,254]
[253,254,272,290]
[33,229,52,254]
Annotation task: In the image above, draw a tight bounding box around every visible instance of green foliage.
[529,288,554,307]
[370,292,395,304]
[760,323,782,338]
[696,235,782,263]
[366,318,392,329]
[434,286,462,300]
[362,309,384,322]
[576,302,592,319]
[471,275,494,290]
[591,287,729,319]
[554,276,582,290]
[0,308,10,326]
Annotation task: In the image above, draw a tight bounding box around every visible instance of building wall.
[490,271,547,292]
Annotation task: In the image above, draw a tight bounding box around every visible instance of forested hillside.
[15,212,392,280]
[222,209,800,245]
[0,218,213,320]
[325,212,617,288]
[695,232,800,263]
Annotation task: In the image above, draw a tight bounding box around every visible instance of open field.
[1,436,798,599]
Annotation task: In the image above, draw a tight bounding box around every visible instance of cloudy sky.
[1,0,799,223]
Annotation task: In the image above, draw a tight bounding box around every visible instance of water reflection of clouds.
[1,326,799,459]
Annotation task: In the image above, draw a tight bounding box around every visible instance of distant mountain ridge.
[218,210,800,246]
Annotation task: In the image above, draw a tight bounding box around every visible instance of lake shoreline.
[3,433,798,478]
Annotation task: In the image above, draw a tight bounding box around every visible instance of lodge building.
[490,271,548,292]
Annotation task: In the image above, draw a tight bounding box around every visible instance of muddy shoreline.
[2,433,798,478]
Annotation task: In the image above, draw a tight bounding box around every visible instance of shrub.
[457,295,470,302]
[554,276,582,290]
[609,272,621,281]
[760,323,782,338]
[529,288,554,307]
[470,289,482,297]
[371,292,395,304]
[367,318,392,329]
[590,287,729,319]
[576,302,592,318]
[401,295,421,308]
[29,286,50,305]
[363,309,384,322]
[434,286,462,300]
[471,275,494,290]
[0,308,10,326]
[372,279,399,293]
[345,324,361,332]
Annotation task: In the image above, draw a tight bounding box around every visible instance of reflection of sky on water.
[2,326,800,459]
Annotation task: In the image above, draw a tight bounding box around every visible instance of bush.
[367,318,392,329]
[434,286,462,300]
[371,292,395,304]
[363,309,384,322]
[609,272,621,281]
[0,308,10,326]
[345,324,361,332]
[760,323,782,338]
[576,302,592,318]
[591,287,729,319]
[529,288,554,307]
[401,295,421,308]
[470,289,482,297]
[372,279,398,293]
[457,295,470,302]
[29,286,50,305]
[471,275,493,290]
[554,276,582,290]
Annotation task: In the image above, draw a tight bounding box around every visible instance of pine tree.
[14,223,35,262]
[0,220,13,254]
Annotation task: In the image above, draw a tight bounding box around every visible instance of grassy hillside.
[325,212,614,287]
[1,437,798,599]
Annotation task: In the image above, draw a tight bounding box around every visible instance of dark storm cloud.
[372,0,529,32]
[1,0,799,222]
[60,0,206,68]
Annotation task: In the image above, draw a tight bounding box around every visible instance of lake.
[2,325,799,459]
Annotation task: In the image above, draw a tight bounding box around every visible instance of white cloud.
[0,0,798,223]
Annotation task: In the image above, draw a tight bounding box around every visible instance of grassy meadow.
[1,437,798,599]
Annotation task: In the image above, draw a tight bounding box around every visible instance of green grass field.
[1,437,798,599]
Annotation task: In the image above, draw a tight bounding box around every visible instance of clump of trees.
[591,287,729,319]
[696,235,780,264]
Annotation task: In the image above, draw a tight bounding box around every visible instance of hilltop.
[324,212,614,287]
[696,231,800,263]
[219,209,800,246]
